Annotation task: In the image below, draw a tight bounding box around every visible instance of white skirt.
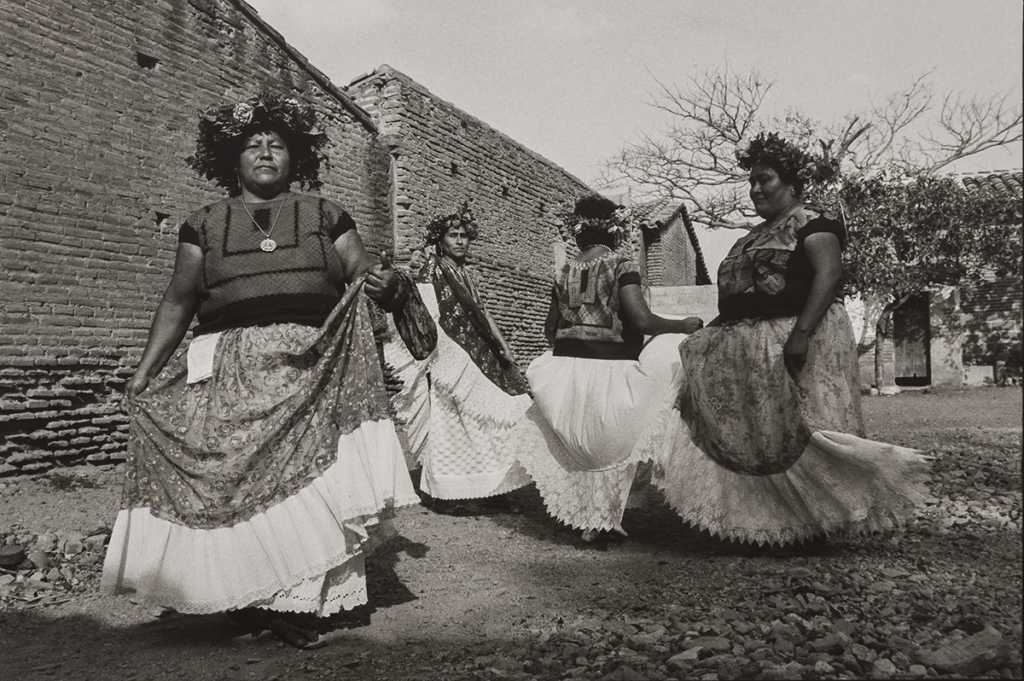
[509,333,689,531]
[385,284,531,500]
[635,305,930,546]
[102,419,418,616]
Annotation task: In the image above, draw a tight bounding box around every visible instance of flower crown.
[188,91,329,194]
[735,132,839,187]
[559,194,633,246]
[424,201,479,247]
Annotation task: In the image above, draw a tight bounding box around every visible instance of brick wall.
[0,0,387,474]
[648,216,702,287]
[348,66,593,361]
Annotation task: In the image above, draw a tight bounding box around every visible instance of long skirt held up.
[385,283,531,501]
[510,333,690,532]
[101,282,420,616]
[635,303,930,547]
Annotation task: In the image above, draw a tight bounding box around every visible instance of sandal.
[268,618,326,650]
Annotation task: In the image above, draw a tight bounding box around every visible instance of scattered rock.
[916,626,1011,677]
[871,657,897,678]
[27,551,50,570]
[598,665,646,681]
[0,545,25,567]
[680,636,732,653]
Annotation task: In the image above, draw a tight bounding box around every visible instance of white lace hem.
[509,405,653,532]
[384,284,532,498]
[637,408,930,546]
[101,419,420,614]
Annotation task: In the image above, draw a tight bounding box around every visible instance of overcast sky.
[244,0,1023,269]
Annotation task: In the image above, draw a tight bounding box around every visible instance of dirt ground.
[0,387,1020,681]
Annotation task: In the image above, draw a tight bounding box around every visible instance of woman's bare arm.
[620,284,703,335]
[125,243,202,397]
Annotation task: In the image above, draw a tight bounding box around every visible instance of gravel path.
[0,387,1020,680]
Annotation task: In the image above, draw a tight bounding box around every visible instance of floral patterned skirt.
[635,304,930,546]
[101,285,420,615]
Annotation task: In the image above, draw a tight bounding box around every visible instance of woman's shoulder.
[794,205,846,243]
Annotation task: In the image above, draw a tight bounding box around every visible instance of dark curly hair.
[736,132,839,198]
[560,193,629,249]
[424,201,479,252]
[187,91,328,195]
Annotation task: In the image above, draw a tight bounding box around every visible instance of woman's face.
[237,130,291,199]
[441,225,471,262]
[748,162,798,220]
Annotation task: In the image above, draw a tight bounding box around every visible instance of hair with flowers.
[559,193,632,248]
[735,132,839,197]
[187,91,329,195]
[424,201,479,249]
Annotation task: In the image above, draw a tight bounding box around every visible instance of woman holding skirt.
[101,92,430,648]
[512,194,703,542]
[385,203,532,512]
[636,132,930,549]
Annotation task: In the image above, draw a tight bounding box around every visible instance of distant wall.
[348,67,593,361]
[962,276,1023,366]
[645,217,703,288]
[0,0,386,474]
[647,285,718,322]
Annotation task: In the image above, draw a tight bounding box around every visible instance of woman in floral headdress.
[101,91,432,648]
[510,194,704,542]
[635,132,929,551]
[385,202,532,513]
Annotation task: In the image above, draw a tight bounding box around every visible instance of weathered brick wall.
[0,0,387,474]
[961,276,1023,365]
[647,217,701,287]
[347,67,593,362]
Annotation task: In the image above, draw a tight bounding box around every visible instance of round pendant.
[260,238,277,252]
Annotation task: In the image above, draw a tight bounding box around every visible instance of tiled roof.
[958,170,1023,197]
[632,198,712,285]
[632,197,677,227]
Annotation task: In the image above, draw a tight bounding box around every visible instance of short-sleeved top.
[552,251,644,361]
[177,192,355,335]
[716,205,846,322]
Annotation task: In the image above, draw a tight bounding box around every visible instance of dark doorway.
[893,293,931,387]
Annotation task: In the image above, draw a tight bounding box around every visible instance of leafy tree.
[841,174,1023,387]
[604,65,1023,388]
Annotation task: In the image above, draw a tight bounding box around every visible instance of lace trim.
[636,409,929,546]
[102,421,421,614]
[509,405,653,531]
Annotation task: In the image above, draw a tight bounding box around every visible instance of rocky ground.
[0,387,1020,681]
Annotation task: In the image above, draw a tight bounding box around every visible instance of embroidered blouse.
[716,205,846,322]
[177,193,355,335]
[552,251,644,361]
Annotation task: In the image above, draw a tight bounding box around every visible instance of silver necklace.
[241,197,286,252]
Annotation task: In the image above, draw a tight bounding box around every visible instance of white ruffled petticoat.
[385,284,531,500]
[635,304,930,546]
[102,419,418,616]
[509,333,689,532]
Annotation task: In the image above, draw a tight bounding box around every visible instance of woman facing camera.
[637,132,930,550]
[102,92,429,649]
[512,194,703,543]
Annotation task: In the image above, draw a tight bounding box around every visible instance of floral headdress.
[187,91,329,195]
[559,193,632,247]
[424,201,479,249]
[735,132,839,194]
